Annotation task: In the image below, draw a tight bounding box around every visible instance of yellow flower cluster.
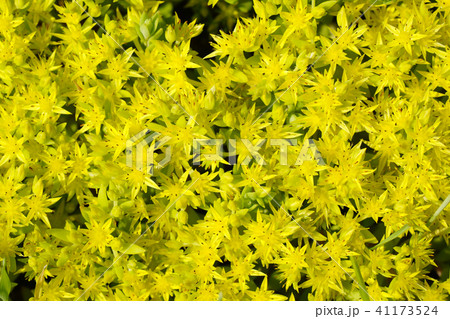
[0,0,449,301]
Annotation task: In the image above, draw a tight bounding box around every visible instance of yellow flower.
[24,178,60,228]
[81,219,115,256]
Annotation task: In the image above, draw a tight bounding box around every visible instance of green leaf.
[122,244,146,255]
[0,262,12,301]
[427,195,450,226]
[372,224,411,250]
[253,0,266,19]
[317,1,338,10]
[231,69,248,83]
[376,0,394,5]
[140,22,150,40]
[98,185,109,210]
[14,0,30,10]
[9,257,16,274]
[360,229,378,244]
[350,256,370,301]
[48,229,71,242]
[34,265,47,300]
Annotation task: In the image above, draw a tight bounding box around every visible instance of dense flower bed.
[0,0,449,301]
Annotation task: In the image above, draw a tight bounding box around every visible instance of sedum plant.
[0,0,449,301]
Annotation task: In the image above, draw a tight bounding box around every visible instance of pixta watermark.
[126,129,324,174]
